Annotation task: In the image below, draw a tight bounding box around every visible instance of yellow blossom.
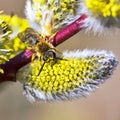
[0,12,30,63]
[85,0,120,17]
[23,50,118,102]
[25,0,81,36]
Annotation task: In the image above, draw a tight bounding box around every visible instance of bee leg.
[31,53,38,61]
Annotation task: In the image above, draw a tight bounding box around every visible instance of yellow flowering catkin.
[85,0,120,17]
[25,0,81,36]
[32,0,78,21]
[0,13,30,59]
[23,50,118,102]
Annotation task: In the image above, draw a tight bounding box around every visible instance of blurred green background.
[0,0,120,120]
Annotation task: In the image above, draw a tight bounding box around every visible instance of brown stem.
[0,14,87,82]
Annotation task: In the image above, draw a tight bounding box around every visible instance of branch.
[50,14,87,46]
[0,14,87,82]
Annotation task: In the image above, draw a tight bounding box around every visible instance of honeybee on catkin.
[18,28,63,75]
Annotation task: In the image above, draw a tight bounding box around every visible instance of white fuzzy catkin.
[23,49,118,102]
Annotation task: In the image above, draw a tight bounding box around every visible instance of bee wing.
[25,0,81,36]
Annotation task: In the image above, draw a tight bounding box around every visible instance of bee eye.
[43,50,56,61]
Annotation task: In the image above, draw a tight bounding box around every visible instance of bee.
[18,28,63,75]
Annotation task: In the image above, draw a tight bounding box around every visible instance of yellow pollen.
[25,56,103,94]
[85,0,120,17]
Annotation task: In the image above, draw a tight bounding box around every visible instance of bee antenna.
[37,61,46,76]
